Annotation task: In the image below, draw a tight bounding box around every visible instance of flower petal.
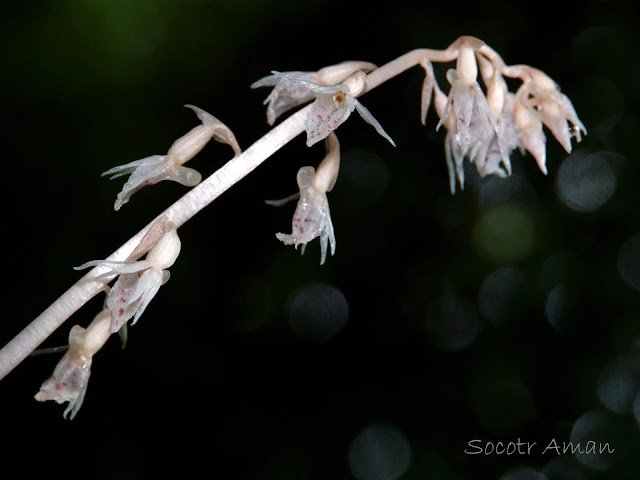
[305,94,352,147]
[354,100,396,146]
[74,259,151,276]
[34,346,92,420]
[276,184,335,264]
[107,272,142,332]
[130,268,164,326]
[272,71,345,95]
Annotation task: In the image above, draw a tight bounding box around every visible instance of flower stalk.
[0,37,585,386]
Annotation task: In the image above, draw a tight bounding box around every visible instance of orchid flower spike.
[426,37,581,194]
[276,133,340,264]
[251,61,376,126]
[103,105,241,211]
[34,309,112,419]
[272,70,396,147]
[74,223,181,332]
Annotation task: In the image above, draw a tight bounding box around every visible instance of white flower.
[74,226,181,332]
[428,43,586,193]
[518,68,587,154]
[251,61,377,126]
[35,310,111,419]
[103,105,241,210]
[435,47,499,192]
[275,133,340,264]
[251,71,318,126]
[272,70,395,147]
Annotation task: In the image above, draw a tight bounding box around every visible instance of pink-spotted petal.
[34,349,92,420]
[107,272,141,333]
[305,94,353,147]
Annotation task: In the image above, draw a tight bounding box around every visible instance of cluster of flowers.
[35,219,181,418]
[34,105,242,417]
[424,37,586,193]
[250,36,585,262]
[34,36,586,418]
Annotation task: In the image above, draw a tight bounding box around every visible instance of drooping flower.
[74,225,181,332]
[272,70,396,147]
[103,105,241,210]
[251,71,318,126]
[35,310,111,419]
[251,61,376,126]
[518,68,587,154]
[275,133,340,264]
[474,54,519,179]
[435,47,499,192]
[477,93,518,178]
[427,41,587,193]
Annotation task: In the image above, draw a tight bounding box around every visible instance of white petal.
[250,74,282,88]
[421,74,434,126]
[101,155,164,179]
[272,71,344,95]
[354,101,396,146]
[305,94,352,147]
[107,273,142,332]
[74,259,150,276]
[130,269,164,326]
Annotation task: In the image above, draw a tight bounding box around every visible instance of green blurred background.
[2,1,639,479]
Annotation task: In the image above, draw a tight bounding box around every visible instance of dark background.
[1,1,639,479]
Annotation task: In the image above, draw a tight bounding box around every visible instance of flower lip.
[270,70,395,147]
[274,133,340,264]
[34,310,112,420]
[73,224,181,332]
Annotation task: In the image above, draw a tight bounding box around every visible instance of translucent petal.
[354,101,396,146]
[253,71,319,125]
[112,159,171,210]
[444,134,457,194]
[182,104,241,157]
[318,204,336,265]
[265,192,300,207]
[101,155,164,179]
[272,71,345,95]
[523,84,586,155]
[276,185,335,264]
[130,269,164,326]
[305,94,352,147]
[34,348,92,420]
[74,259,150,276]
[106,272,142,332]
[250,74,283,88]
[421,74,434,126]
[476,139,508,178]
